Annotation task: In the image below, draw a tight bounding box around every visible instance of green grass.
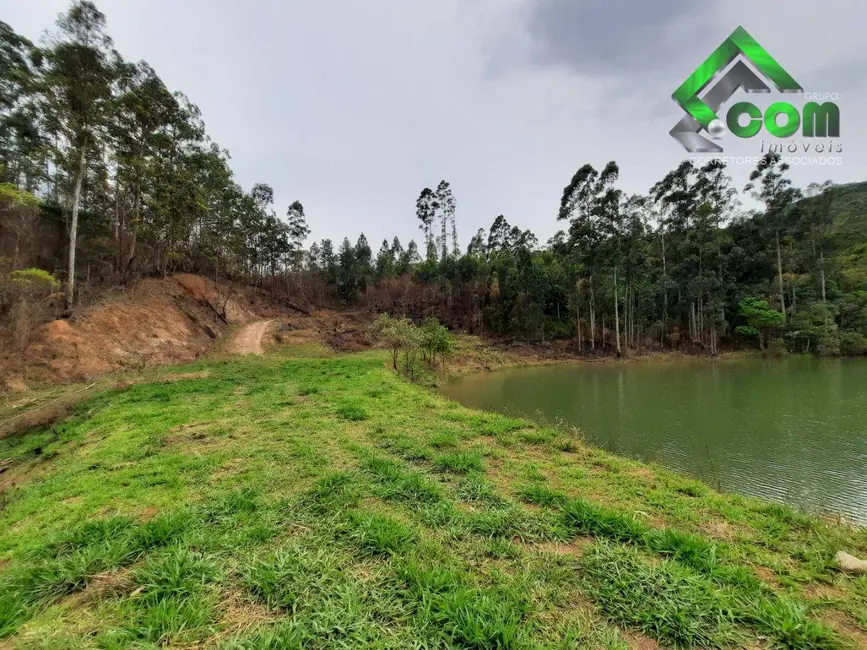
[580,542,741,647]
[0,344,865,648]
[434,449,485,474]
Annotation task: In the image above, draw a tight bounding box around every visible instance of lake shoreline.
[439,351,867,530]
[437,334,763,381]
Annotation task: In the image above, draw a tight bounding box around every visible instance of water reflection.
[440,357,867,524]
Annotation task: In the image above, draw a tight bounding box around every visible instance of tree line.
[302,156,866,357]
[1,1,309,315]
[2,2,865,357]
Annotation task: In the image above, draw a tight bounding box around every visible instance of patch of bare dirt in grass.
[752,565,784,591]
[818,610,867,649]
[158,370,212,382]
[698,518,736,541]
[530,537,593,559]
[210,458,248,483]
[214,589,283,640]
[621,630,661,650]
[803,581,846,601]
[61,567,136,609]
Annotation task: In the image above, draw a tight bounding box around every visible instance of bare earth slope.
[1,274,288,390]
[227,320,273,355]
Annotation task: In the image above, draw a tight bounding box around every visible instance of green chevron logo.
[674,26,801,130]
[670,26,840,153]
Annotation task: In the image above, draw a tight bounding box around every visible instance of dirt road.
[228,320,273,355]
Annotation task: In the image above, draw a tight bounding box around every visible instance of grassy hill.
[0,342,866,649]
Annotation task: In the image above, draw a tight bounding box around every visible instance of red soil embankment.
[1,274,286,390]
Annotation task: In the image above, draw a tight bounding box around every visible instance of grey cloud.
[524,0,702,77]
[2,0,863,249]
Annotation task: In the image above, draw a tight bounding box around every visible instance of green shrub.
[765,338,789,357]
[9,268,58,288]
[421,318,455,368]
[816,327,841,357]
[841,331,867,355]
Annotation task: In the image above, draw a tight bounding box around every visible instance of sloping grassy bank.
[0,342,865,649]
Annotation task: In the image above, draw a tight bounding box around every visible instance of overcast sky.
[2,0,865,248]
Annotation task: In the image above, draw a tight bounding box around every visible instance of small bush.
[5,268,60,350]
[420,318,455,368]
[369,314,454,373]
[816,329,841,357]
[841,331,867,355]
[765,338,789,357]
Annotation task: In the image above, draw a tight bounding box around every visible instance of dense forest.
[2,1,866,356]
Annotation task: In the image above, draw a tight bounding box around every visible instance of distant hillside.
[826,182,867,286]
[827,181,867,242]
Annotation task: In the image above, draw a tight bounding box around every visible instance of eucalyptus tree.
[396,239,419,275]
[799,181,835,313]
[744,153,802,323]
[415,187,436,250]
[434,180,456,258]
[110,60,173,272]
[487,215,513,253]
[467,228,486,256]
[651,160,736,350]
[43,0,114,309]
[337,237,356,301]
[319,238,337,286]
[354,233,373,294]
[375,239,395,281]
[558,162,620,350]
[0,22,44,189]
[285,200,309,269]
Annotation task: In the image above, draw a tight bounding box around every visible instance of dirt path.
[228,320,273,355]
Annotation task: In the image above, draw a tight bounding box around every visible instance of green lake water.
[440,357,867,525]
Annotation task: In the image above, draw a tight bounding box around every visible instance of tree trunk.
[65,140,87,313]
[660,227,668,330]
[776,230,786,323]
[820,249,827,319]
[113,176,120,274]
[614,269,621,355]
[576,301,582,353]
[589,280,596,352]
